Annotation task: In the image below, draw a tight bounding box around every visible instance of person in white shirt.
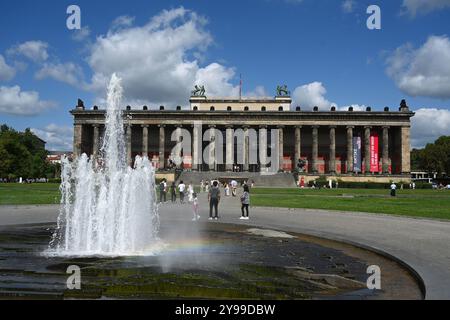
[188,183,194,202]
[192,193,200,221]
[231,180,238,197]
[390,182,397,197]
[225,183,230,197]
[178,181,186,203]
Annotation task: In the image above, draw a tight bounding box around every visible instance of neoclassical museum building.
[71,90,414,183]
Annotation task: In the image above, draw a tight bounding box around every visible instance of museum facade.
[71,94,414,182]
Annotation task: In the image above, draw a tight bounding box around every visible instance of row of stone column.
[79,124,410,174]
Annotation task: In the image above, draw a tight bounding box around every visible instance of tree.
[0,124,50,179]
[415,136,450,177]
[411,148,424,171]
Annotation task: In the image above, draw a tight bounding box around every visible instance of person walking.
[390,182,397,197]
[192,192,200,221]
[208,181,221,220]
[224,183,230,197]
[231,180,237,197]
[188,183,194,203]
[170,182,177,203]
[240,184,250,220]
[178,180,186,204]
[159,179,167,203]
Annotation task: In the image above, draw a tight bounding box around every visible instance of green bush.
[336,180,390,189]
[413,182,433,189]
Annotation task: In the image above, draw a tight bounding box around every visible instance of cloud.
[194,63,238,97]
[245,85,269,98]
[0,85,55,116]
[71,26,91,42]
[0,55,16,81]
[35,62,86,88]
[8,40,49,62]
[401,0,450,17]
[411,108,450,148]
[342,0,355,13]
[31,124,73,151]
[110,15,135,31]
[86,7,240,107]
[292,82,336,110]
[386,35,450,99]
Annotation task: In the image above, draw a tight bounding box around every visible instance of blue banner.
[353,136,362,173]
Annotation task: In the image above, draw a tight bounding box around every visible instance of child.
[188,183,194,203]
[225,183,230,197]
[192,192,200,221]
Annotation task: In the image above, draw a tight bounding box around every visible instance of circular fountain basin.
[0,220,423,300]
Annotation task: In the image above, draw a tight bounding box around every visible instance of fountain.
[48,74,160,257]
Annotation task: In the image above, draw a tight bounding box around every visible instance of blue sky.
[0,0,450,150]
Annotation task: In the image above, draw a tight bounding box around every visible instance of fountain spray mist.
[48,74,161,256]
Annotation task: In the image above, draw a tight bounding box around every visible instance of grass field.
[1,183,449,220]
[0,183,61,205]
[251,188,450,220]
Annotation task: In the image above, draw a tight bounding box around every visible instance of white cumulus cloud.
[245,85,269,98]
[31,124,73,151]
[71,26,91,42]
[386,35,450,99]
[35,62,86,88]
[8,40,49,62]
[402,0,450,17]
[110,15,135,31]
[0,85,55,116]
[86,7,239,107]
[292,82,336,110]
[411,108,450,148]
[0,55,16,81]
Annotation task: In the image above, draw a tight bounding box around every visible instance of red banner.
[370,131,379,173]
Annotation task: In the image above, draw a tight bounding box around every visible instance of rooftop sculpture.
[191,85,206,97]
[276,85,290,97]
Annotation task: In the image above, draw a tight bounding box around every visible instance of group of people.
[205,180,251,220]
[159,179,251,221]
[159,180,196,204]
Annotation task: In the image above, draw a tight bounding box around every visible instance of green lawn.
[0,183,61,205]
[251,188,450,220]
[1,183,450,221]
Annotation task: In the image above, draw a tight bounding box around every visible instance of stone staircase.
[177,171,297,187]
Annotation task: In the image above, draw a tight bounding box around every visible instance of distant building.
[70,91,414,183]
[47,151,73,164]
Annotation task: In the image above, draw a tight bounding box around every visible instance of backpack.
[241,192,248,203]
[159,182,165,192]
[210,187,220,199]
